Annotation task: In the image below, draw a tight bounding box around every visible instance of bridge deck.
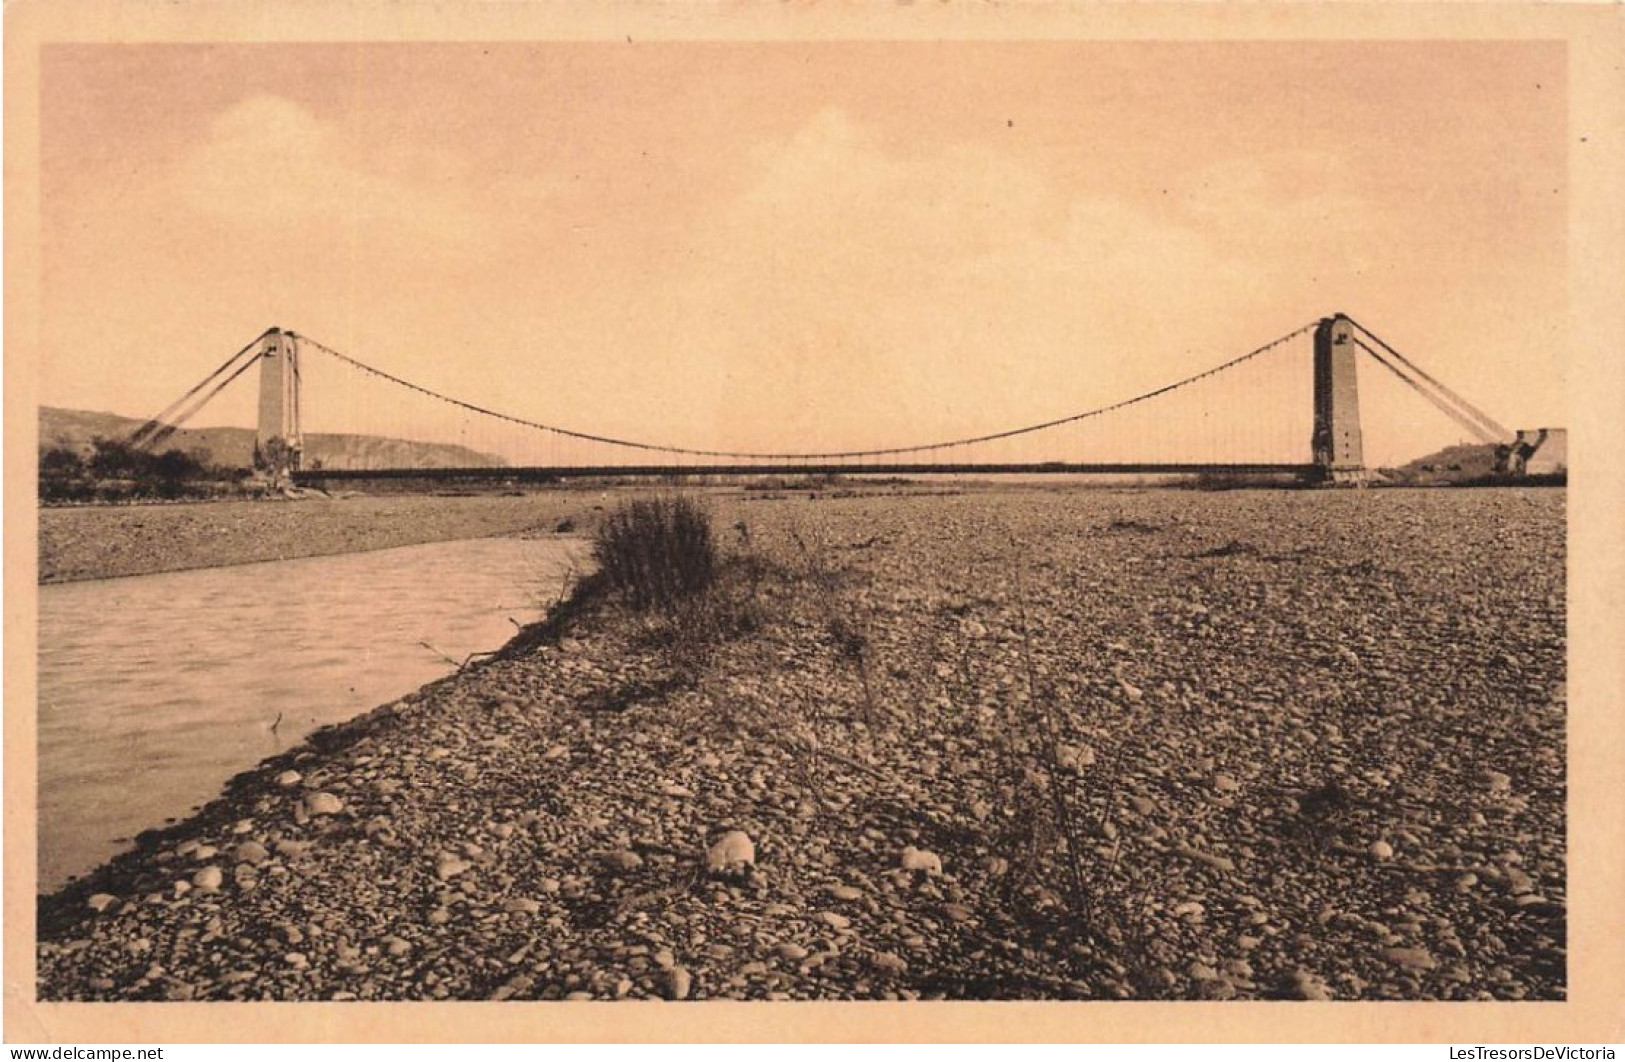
[295,462,1318,483]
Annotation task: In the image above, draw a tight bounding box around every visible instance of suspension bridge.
[127,313,1554,487]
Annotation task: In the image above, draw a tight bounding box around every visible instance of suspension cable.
[296,321,1317,462]
[143,350,266,448]
[1351,337,1503,446]
[1344,318,1511,442]
[130,329,272,446]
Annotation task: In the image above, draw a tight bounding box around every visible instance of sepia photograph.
[5,0,1623,1046]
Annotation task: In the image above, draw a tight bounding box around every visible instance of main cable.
[296,321,1317,462]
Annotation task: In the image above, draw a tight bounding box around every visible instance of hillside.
[1388,442,1501,482]
[39,407,504,470]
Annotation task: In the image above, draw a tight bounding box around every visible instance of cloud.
[172,95,503,248]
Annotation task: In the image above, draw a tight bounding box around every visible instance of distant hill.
[1387,442,1502,482]
[39,407,504,470]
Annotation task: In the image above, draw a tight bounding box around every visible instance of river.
[37,535,588,893]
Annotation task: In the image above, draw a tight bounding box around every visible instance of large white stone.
[706,830,755,871]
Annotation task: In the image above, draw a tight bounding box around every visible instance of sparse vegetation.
[591,495,719,613]
[580,495,779,691]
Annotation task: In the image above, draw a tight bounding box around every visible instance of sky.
[39,41,1567,465]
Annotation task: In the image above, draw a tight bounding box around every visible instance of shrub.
[591,495,718,612]
[48,437,221,502]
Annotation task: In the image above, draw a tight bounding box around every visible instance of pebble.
[1056,744,1096,771]
[192,866,223,893]
[900,847,942,874]
[706,831,755,871]
[275,771,302,788]
[818,911,852,930]
[1172,844,1236,874]
[603,849,644,872]
[304,792,343,817]
[667,967,693,1001]
[827,885,863,901]
[1290,968,1333,1001]
[1382,946,1437,971]
[234,841,270,866]
[87,894,118,914]
[871,952,908,975]
[1369,840,1395,861]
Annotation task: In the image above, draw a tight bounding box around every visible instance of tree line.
[38,438,248,502]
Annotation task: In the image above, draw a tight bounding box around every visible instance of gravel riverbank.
[36,487,1566,1001]
[38,492,597,583]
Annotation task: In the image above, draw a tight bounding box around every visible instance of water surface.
[38,536,586,892]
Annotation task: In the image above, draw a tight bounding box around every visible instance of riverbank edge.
[37,556,607,920]
[36,493,603,585]
[39,525,592,587]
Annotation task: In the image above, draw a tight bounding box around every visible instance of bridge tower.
[254,328,303,478]
[1311,313,1366,482]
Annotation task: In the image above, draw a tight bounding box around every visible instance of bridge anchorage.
[131,312,1560,486]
